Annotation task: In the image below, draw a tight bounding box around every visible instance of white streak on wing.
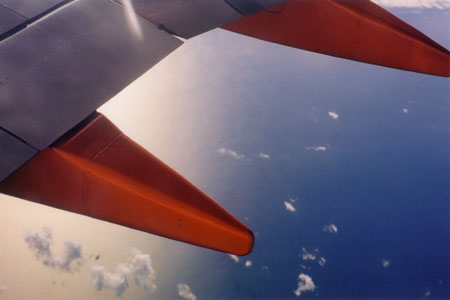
[122,0,143,41]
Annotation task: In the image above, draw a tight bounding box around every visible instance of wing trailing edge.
[222,0,450,77]
[0,113,254,255]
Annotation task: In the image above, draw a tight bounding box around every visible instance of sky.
[0,1,449,299]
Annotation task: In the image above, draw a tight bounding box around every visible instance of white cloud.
[177,284,196,300]
[245,260,252,268]
[91,249,156,297]
[284,201,296,212]
[318,257,327,267]
[371,0,450,9]
[301,248,316,261]
[402,108,409,114]
[58,239,82,271]
[301,248,327,267]
[294,274,316,297]
[323,224,338,234]
[260,265,270,276]
[305,146,327,152]
[92,264,131,297]
[229,254,239,263]
[24,227,82,272]
[258,153,270,159]
[328,111,339,119]
[131,250,156,291]
[382,259,391,268]
[24,227,52,256]
[300,264,310,270]
[218,147,247,160]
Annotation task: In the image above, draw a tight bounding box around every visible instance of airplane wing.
[0,0,448,256]
[222,0,450,77]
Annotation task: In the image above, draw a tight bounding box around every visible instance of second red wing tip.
[222,0,450,77]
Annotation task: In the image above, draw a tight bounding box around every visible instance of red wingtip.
[222,0,450,77]
[0,113,253,255]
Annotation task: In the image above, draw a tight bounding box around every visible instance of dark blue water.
[141,10,449,299]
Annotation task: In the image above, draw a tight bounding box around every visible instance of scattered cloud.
[24,227,52,257]
[24,227,82,272]
[300,264,310,270]
[301,248,327,267]
[309,107,319,122]
[301,248,316,261]
[318,257,326,267]
[284,201,296,212]
[381,259,391,268]
[371,0,450,9]
[305,146,327,152]
[328,111,339,119]
[59,240,83,271]
[131,250,156,291]
[258,153,271,159]
[218,147,247,160]
[229,254,239,263]
[177,283,196,300]
[91,249,156,297]
[424,288,431,298]
[0,285,7,293]
[323,224,338,234]
[245,260,252,268]
[294,274,316,297]
[260,266,270,277]
[402,108,409,114]
[92,264,131,297]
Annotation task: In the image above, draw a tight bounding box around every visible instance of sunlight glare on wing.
[122,0,143,41]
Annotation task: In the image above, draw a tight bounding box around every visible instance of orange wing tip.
[222,0,450,77]
[0,113,254,255]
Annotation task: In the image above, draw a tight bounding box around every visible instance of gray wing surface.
[0,0,285,179]
[127,0,242,38]
[0,129,36,182]
[0,0,182,151]
[0,5,26,34]
[225,0,287,15]
[0,0,68,19]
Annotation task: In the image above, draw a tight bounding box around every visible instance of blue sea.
[141,10,449,298]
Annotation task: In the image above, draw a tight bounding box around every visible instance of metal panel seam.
[0,0,75,41]
[0,126,39,151]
